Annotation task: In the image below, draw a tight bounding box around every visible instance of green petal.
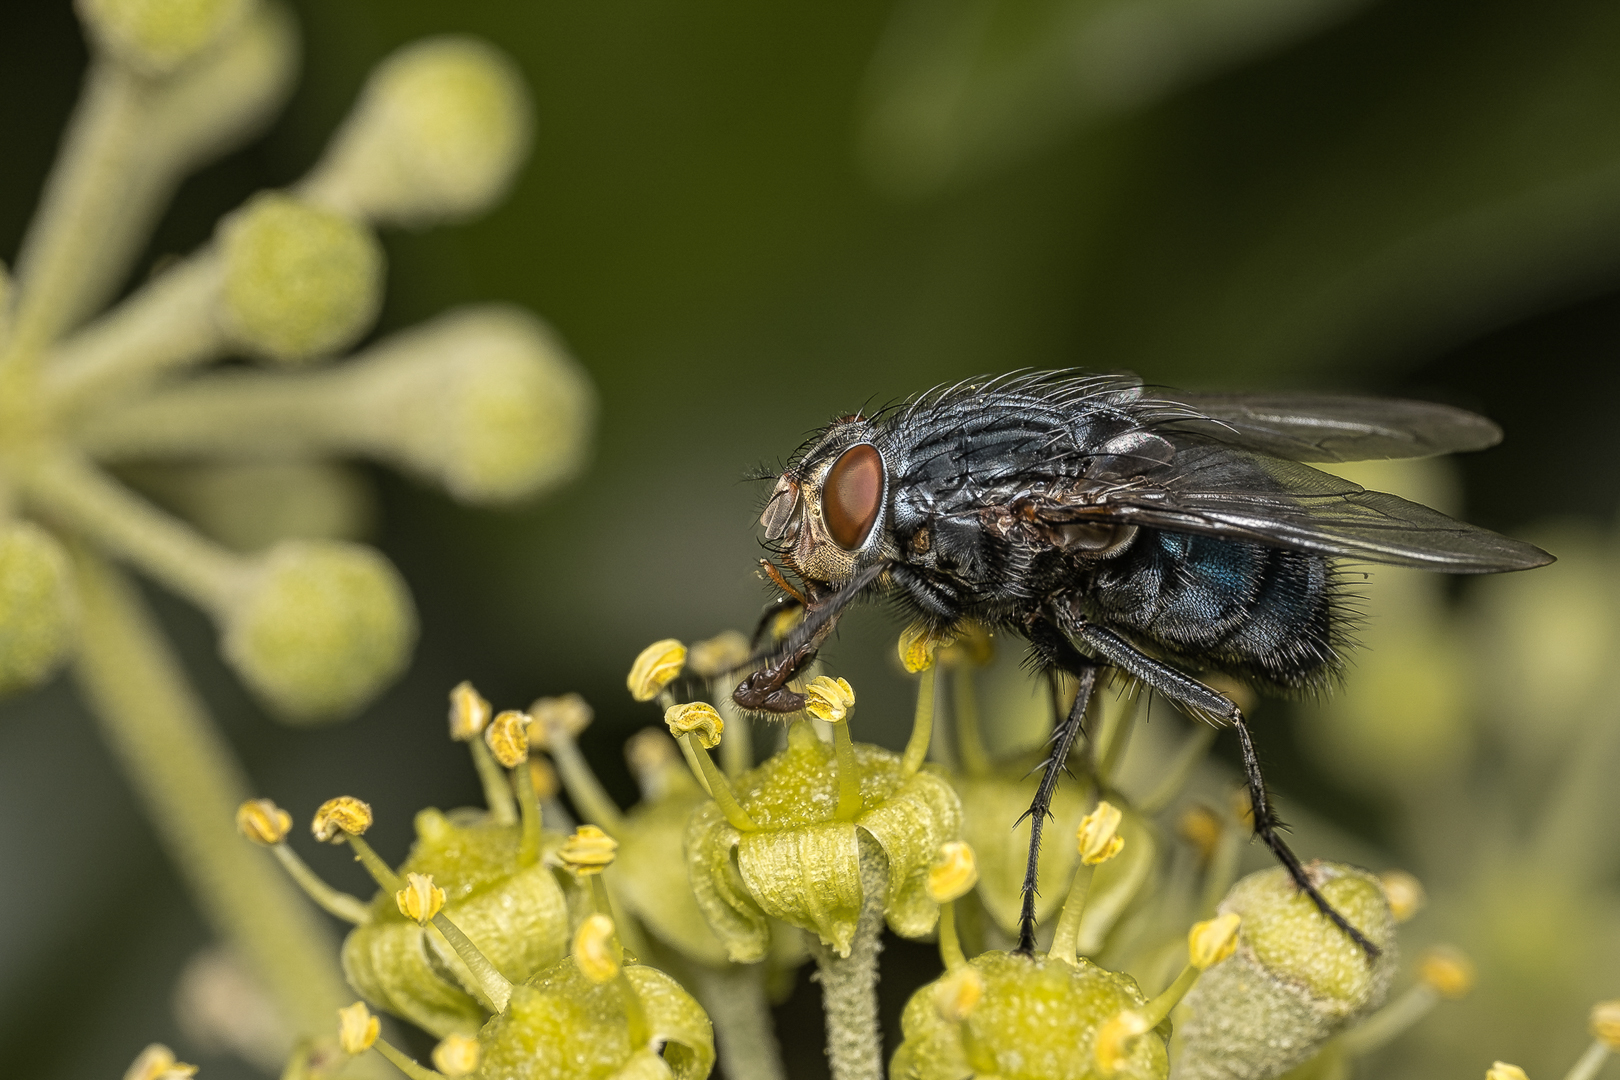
[684,803,770,963]
[857,766,962,940]
[613,790,731,967]
[737,819,864,954]
[957,769,1090,934]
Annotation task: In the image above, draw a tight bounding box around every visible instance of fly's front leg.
[1063,618,1382,960]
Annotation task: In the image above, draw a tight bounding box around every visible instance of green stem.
[938,901,966,969]
[831,721,865,821]
[808,837,887,1080]
[1337,983,1439,1058]
[345,835,402,895]
[717,696,753,778]
[1199,824,1244,918]
[372,1039,445,1080]
[900,665,937,777]
[1560,1040,1612,1080]
[22,450,245,613]
[469,739,518,824]
[1048,863,1097,964]
[430,912,514,1013]
[676,736,715,798]
[547,725,628,834]
[681,733,758,831]
[688,963,788,1080]
[1140,964,1200,1028]
[951,666,991,776]
[271,844,370,924]
[68,547,383,1075]
[1138,725,1217,814]
[512,752,543,867]
[1095,689,1137,788]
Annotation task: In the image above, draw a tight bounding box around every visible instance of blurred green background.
[2,1,1618,1078]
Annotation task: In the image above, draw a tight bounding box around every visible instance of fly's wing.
[1154,392,1502,463]
[1038,444,1552,572]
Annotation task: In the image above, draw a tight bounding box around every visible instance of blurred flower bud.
[1175,863,1398,1080]
[558,824,618,876]
[312,796,372,842]
[1188,913,1242,970]
[447,680,492,741]
[1177,805,1224,864]
[1378,869,1427,924]
[395,872,446,925]
[235,797,291,845]
[899,619,955,673]
[573,913,620,984]
[891,952,1167,1080]
[222,539,416,723]
[484,709,530,768]
[804,675,856,723]
[217,192,383,366]
[1417,945,1475,999]
[431,1034,480,1078]
[1078,801,1125,865]
[337,1000,379,1055]
[627,639,686,702]
[686,629,751,678]
[665,701,723,749]
[302,36,531,226]
[0,521,77,697]
[926,842,979,904]
[1486,1064,1529,1080]
[1592,1000,1620,1050]
[936,620,994,668]
[123,1043,198,1080]
[527,692,592,750]
[624,727,683,801]
[77,0,248,77]
[526,755,559,801]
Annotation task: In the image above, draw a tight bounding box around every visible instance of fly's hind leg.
[1067,619,1382,960]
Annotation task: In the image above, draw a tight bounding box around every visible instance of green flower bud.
[686,721,961,962]
[476,957,713,1080]
[302,37,531,226]
[218,192,384,366]
[341,808,571,1038]
[221,539,415,722]
[1174,863,1398,1080]
[77,0,249,77]
[0,521,78,697]
[343,305,595,504]
[891,951,1167,1080]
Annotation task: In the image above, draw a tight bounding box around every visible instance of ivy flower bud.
[431,1034,481,1078]
[526,692,592,750]
[1486,1064,1529,1080]
[447,680,492,741]
[628,639,686,701]
[77,0,248,77]
[1593,1000,1620,1050]
[559,824,618,876]
[0,520,77,698]
[484,709,530,768]
[804,675,856,723]
[899,620,955,673]
[1418,946,1475,999]
[1078,801,1126,865]
[312,796,372,842]
[665,701,724,749]
[222,539,416,724]
[686,630,751,678]
[235,798,291,845]
[573,913,620,984]
[395,872,446,925]
[217,192,384,366]
[123,1043,198,1080]
[926,842,979,905]
[337,1000,379,1055]
[1378,869,1427,923]
[932,965,983,1022]
[1188,913,1242,970]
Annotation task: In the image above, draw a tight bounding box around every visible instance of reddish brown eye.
[823,444,884,550]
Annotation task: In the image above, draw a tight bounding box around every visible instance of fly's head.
[760,418,891,588]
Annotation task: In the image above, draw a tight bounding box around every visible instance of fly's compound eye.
[822,443,884,550]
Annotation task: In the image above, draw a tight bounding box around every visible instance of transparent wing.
[1154,392,1502,462]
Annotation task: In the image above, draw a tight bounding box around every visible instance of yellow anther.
[1590,999,1620,1050]
[1417,945,1476,999]
[1093,1009,1152,1076]
[124,1044,197,1080]
[926,842,980,904]
[395,872,446,925]
[1486,1063,1529,1080]
[804,676,856,723]
[432,1033,482,1078]
[625,727,681,781]
[1077,801,1125,866]
[931,965,984,1022]
[484,708,530,768]
[447,680,492,741]
[558,824,618,876]
[573,913,620,983]
[527,755,559,801]
[235,798,292,846]
[628,639,686,701]
[767,605,803,642]
[312,796,373,842]
[527,692,593,750]
[337,1001,379,1055]
[665,701,724,749]
[1378,869,1427,923]
[1188,912,1242,970]
[898,620,955,673]
[687,630,751,677]
[1176,804,1223,863]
